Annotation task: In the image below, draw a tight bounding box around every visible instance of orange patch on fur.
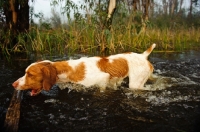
[53,61,85,82]
[52,61,73,74]
[97,57,128,78]
[68,62,85,82]
[146,46,153,55]
[25,62,57,91]
[148,61,154,72]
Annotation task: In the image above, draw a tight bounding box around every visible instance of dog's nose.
[12,81,19,88]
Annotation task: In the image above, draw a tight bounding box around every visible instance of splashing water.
[1,51,200,132]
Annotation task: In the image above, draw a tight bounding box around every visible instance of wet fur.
[12,44,156,96]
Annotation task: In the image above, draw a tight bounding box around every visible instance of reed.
[1,1,200,57]
[14,25,200,55]
[1,16,200,57]
[13,24,200,56]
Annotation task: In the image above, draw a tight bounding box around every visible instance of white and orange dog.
[12,44,156,96]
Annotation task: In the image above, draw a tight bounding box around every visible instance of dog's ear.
[41,64,57,91]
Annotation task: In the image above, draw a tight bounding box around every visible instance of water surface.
[0,51,200,132]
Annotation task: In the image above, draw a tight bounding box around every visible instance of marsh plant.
[1,0,200,56]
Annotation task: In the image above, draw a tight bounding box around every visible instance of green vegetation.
[0,0,200,57]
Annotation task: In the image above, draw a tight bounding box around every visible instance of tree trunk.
[162,0,168,15]
[188,0,193,18]
[142,0,150,21]
[140,0,150,33]
[3,0,29,49]
[149,0,154,18]
[179,0,183,13]
[18,0,29,32]
[106,0,116,29]
[4,90,23,132]
[9,0,18,34]
[169,0,175,16]
[133,0,138,11]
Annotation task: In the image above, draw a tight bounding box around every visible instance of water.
[0,51,200,132]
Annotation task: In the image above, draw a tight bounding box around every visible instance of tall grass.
[8,21,200,57]
[1,1,200,57]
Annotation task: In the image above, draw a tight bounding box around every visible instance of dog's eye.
[27,72,33,77]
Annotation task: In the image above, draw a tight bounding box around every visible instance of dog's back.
[12,44,156,95]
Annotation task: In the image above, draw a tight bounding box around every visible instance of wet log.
[4,90,23,132]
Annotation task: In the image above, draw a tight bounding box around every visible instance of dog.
[12,44,156,96]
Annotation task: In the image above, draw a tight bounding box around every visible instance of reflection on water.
[0,51,200,132]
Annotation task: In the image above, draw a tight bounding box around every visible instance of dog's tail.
[143,43,156,58]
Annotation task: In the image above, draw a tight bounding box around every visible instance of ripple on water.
[8,55,200,131]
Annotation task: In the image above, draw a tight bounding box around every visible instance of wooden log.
[4,90,23,132]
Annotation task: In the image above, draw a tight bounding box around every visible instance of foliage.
[1,0,200,57]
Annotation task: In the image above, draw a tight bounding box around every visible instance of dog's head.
[12,61,57,96]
